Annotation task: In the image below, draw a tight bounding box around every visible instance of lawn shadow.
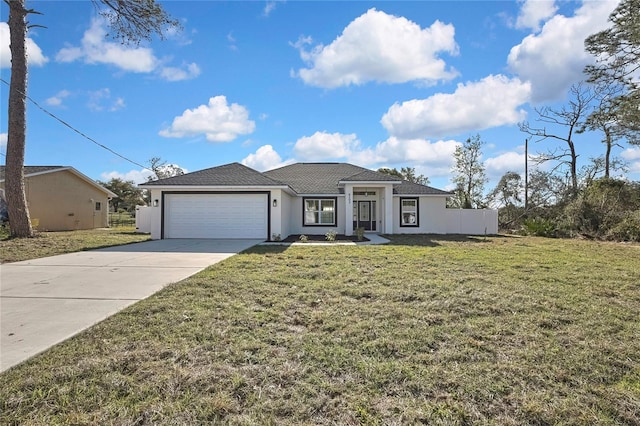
[246,244,291,255]
[382,234,508,247]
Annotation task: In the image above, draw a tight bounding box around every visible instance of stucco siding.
[278,192,294,240]
[24,171,109,231]
[287,196,346,236]
[392,196,449,234]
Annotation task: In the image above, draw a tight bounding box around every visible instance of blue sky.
[1,0,639,193]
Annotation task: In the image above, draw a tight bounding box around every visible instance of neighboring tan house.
[0,166,116,231]
[140,162,498,240]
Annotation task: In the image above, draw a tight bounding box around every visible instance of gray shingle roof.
[263,163,399,194]
[342,169,403,182]
[0,166,65,180]
[139,162,451,196]
[141,162,285,187]
[394,180,454,196]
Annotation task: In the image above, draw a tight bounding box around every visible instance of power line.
[0,77,151,171]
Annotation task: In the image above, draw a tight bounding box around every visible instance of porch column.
[344,184,354,236]
[384,185,394,234]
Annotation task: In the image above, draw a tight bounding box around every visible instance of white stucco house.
[139,162,497,240]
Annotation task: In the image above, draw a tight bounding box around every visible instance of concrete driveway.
[0,238,261,372]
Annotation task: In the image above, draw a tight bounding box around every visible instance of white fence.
[135,205,152,234]
[446,209,498,235]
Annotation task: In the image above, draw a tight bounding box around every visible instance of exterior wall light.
[272,199,278,207]
[153,199,159,207]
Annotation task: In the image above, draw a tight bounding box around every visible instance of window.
[304,198,336,226]
[400,198,418,227]
[95,201,102,211]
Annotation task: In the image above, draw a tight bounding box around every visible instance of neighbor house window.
[304,198,336,226]
[95,201,102,211]
[400,198,418,227]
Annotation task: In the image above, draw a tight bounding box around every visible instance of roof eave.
[138,184,293,192]
[395,193,453,197]
[338,180,402,185]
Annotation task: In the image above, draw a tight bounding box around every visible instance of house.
[140,162,497,240]
[0,166,116,231]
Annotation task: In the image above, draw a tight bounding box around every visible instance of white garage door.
[164,193,268,239]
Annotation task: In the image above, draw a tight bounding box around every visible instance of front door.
[354,201,376,231]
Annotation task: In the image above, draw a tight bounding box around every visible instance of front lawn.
[0,227,151,263]
[1,236,638,424]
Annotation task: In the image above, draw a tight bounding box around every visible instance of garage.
[163,193,268,239]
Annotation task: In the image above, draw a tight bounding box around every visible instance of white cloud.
[621,147,640,173]
[242,145,293,171]
[0,22,49,68]
[159,63,201,81]
[56,17,158,73]
[381,75,531,139]
[159,96,256,142]
[485,151,526,177]
[111,97,126,111]
[263,1,279,17]
[45,90,71,107]
[293,131,361,161]
[361,137,460,177]
[243,135,459,178]
[87,88,126,112]
[100,169,154,185]
[100,164,189,184]
[0,133,7,150]
[290,131,458,177]
[621,147,640,161]
[507,0,619,103]
[294,8,458,88]
[227,32,238,51]
[514,0,557,31]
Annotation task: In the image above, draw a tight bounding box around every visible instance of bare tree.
[4,0,178,238]
[519,83,597,197]
[147,157,185,181]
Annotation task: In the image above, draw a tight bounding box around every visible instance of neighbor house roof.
[0,166,117,197]
[141,162,287,187]
[0,165,65,180]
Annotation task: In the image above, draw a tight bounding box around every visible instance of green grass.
[1,236,639,424]
[0,227,151,263]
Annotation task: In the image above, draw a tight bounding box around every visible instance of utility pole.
[524,138,529,212]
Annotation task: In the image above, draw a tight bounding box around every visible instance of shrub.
[325,230,337,241]
[355,227,365,241]
[271,233,281,241]
[606,210,640,242]
[299,234,308,243]
[522,217,556,237]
